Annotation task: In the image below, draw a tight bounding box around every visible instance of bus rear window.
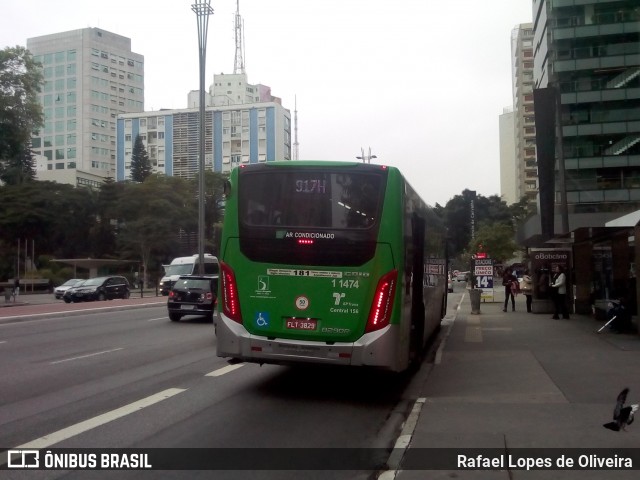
[239,170,385,230]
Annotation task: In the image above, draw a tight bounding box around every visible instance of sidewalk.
[392,290,640,479]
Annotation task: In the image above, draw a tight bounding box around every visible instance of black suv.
[64,276,130,303]
[167,275,218,322]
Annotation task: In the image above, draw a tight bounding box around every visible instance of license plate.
[180,305,196,310]
[285,318,317,331]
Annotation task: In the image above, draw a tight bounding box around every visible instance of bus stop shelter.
[50,259,139,278]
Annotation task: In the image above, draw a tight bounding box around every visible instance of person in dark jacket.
[502,267,516,312]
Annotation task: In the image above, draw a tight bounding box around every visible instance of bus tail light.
[365,269,398,333]
[220,261,242,323]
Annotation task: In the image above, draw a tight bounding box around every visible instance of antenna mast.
[234,0,245,74]
[293,96,299,160]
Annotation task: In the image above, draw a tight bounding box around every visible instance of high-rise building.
[116,99,291,180]
[532,0,640,226]
[499,107,518,204]
[27,28,144,187]
[501,23,537,207]
[511,23,538,206]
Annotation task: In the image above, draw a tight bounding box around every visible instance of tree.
[470,222,520,265]
[130,134,152,183]
[0,144,37,185]
[88,178,122,258]
[443,189,515,259]
[0,46,43,185]
[0,181,97,260]
[201,171,227,254]
[114,175,194,285]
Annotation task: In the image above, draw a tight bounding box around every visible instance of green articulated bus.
[217,161,448,372]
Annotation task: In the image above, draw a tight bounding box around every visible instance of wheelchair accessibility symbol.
[255,312,270,328]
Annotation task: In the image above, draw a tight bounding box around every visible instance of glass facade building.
[533,0,640,216]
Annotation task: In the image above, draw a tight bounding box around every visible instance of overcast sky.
[2,0,534,206]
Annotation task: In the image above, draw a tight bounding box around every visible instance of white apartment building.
[27,28,144,187]
[499,108,518,205]
[117,101,291,180]
[511,23,537,206]
[117,72,291,180]
[500,24,537,207]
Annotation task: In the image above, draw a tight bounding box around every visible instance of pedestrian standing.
[521,269,534,313]
[550,265,570,319]
[13,277,20,302]
[502,267,516,312]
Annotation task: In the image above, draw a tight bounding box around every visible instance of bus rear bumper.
[216,314,404,371]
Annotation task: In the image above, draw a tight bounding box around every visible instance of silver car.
[54,279,84,300]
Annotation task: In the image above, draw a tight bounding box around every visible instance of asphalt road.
[0,292,467,480]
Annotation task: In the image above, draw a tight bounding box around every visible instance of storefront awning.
[605,210,640,228]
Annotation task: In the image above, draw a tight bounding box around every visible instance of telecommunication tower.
[234,0,245,74]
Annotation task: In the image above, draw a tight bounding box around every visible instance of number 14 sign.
[473,258,494,300]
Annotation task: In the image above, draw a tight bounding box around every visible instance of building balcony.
[561,87,640,105]
[564,154,640,170]
[562,121,640,138]
[565,188,640,206]
[552,19,639,42]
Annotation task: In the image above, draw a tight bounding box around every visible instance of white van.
[159,254,219,295]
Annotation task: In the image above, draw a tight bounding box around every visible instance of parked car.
[64,276,130,303]
[455,272,469,282]
[167,275,218,322]
[62,279,87,303]
[54,278,84,300]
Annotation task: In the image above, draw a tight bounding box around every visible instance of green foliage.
[439,189,536,271]
[0,171,230,281]
[471,223,519,264]
[0,46,43,184]
[443,189,516,259]
[130,135,152,183]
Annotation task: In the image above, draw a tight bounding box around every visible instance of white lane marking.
[0,388,186,465]
[49,348,124,365]
[0,340,6,344]
[0,301,166,323]
[147,317,168,322]
[383,397,426,476]
[206,363,245,377]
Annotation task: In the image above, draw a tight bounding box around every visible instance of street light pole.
[192,0,214,274]
[356,146,377,164]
